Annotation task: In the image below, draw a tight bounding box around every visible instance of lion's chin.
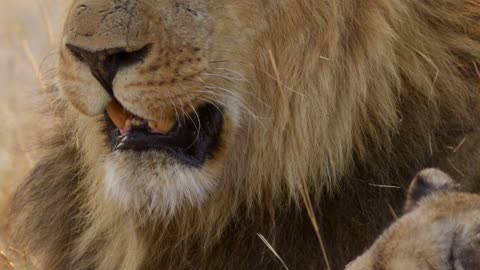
[103,151,217,219]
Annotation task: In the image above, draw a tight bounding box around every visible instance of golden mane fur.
[11,0,480,269]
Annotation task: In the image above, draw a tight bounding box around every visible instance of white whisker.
[209,58,305,98]
[184,102,202,151]
[202,72,247,82]
[170,100,180,124]
[214,67,249,81]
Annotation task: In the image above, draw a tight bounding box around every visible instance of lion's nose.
[66,44,152,97]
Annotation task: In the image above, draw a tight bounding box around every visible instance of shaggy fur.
[347,169,480,270]
[10,0,480,269]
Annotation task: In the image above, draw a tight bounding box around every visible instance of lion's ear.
[404,168,457,213]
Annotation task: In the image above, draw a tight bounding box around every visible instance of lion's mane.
[11,1,480,269]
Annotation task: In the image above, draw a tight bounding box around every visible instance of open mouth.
[104,100,224,167]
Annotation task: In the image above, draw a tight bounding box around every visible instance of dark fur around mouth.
[104,104,224,167]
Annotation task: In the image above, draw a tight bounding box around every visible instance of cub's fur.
[347,169,480,270]
[11,0,480,269]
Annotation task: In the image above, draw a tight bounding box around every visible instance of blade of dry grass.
[8,247,30,270]
[20,39,41,83]
[267,47,331,270]
[299,183,332,270]
[36,0,55,46]
[0,251,15,270]
[257,234,290,270]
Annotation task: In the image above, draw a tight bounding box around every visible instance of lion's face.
[58,0,389,220]
[58,0,259,217]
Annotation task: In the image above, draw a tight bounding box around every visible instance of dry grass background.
[0,0,64,268]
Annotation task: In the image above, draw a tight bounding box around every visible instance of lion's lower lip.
[104,104,224,167]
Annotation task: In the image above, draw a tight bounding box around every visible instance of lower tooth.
[132,119,143,126]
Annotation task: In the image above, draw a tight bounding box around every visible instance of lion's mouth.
[104,100,224,167]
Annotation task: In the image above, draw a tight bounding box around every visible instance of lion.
[9,0,480,269]
[347,168,480,270]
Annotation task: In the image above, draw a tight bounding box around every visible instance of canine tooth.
[148,121,156,129]
[156,118,176,134]
[106,101,128,129]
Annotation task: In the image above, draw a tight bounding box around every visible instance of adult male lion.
[11,0,480,269]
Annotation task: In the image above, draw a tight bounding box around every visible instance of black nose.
[66,44,151,97]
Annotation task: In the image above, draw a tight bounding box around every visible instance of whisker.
[208,60,233,64]
[201,48,246,57]
[194,76,248,104]
[203,85,249,105]
[208,58,305,98]
[176,97,188,125]
[177,95,201,136]
[192,89,266,124]
[200,95,267,130]
[202,72,247,82]
[186,77,271,109]
[196,97,225,119]
[170,100,180,124]
[176,84,192,127]
[207,85,270,109]
[39,49,60,72]
[214,67,249,81]
[183,102,202,151]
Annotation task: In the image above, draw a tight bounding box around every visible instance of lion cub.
[346,169,480,270]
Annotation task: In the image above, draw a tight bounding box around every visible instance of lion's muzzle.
[59,0,226,167]
[65,37,224,167]
[66,44,153,99]
[60,1,223,167]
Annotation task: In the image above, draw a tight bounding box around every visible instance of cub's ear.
[404,168,457,213]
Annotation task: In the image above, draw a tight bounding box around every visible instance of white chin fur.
[104,151,216,220]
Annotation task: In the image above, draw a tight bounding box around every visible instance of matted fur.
[10,0,480,269]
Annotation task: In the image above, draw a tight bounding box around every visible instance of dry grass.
[0,0,64,268]
[267,48,332,270]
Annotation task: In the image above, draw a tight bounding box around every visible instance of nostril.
[65,44,152,98]
[111,45,152,70]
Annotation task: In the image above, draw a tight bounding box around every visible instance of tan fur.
[10,0,480,269]
[347,169,480,270]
